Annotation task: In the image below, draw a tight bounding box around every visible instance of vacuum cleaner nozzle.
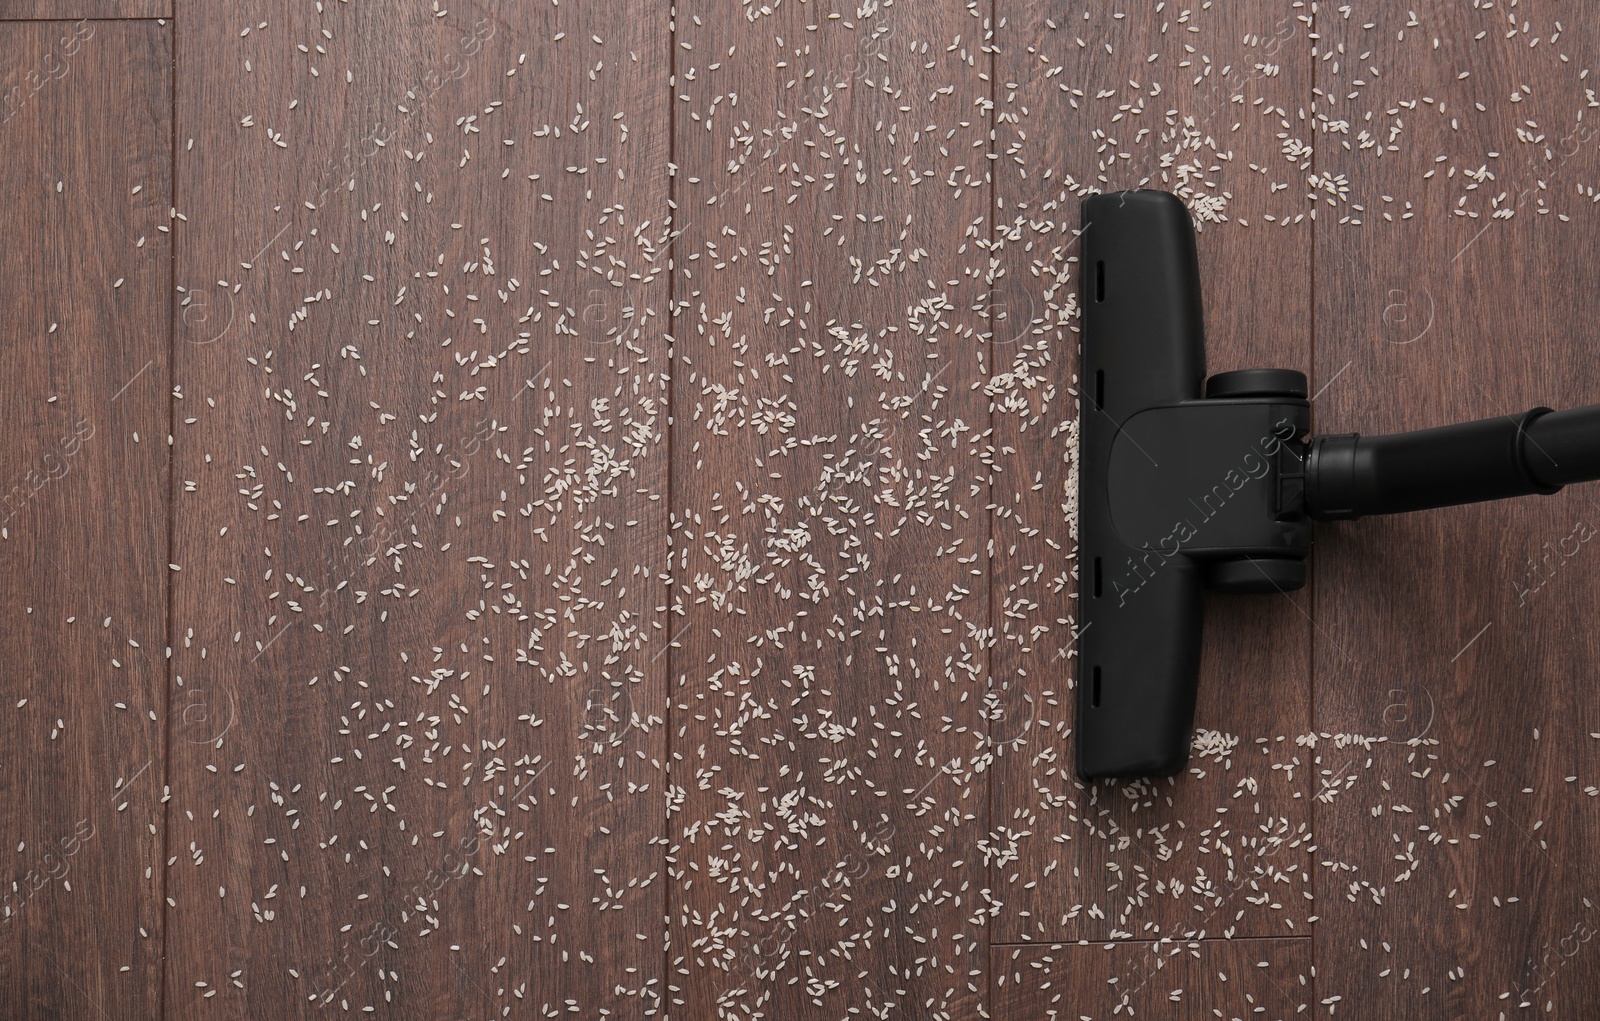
[1076,189,1600,779]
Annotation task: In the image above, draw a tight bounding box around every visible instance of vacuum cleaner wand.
[1076,189,1600,779]
[1307,405,1596,518]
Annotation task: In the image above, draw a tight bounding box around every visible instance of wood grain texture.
[1311,3,1600,1016]
[992,938,1312,1019]
[666,3,994,1016]
[990,0,1315,949]
[0,20,170,1021]
[165,1,669,1016]
[0,2,169,19]
[1,2,1598,1017]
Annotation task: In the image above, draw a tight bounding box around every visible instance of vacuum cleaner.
[1076,189,1600,778]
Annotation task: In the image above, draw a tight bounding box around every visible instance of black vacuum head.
[1076,191,1309,778]
[1075,189,1599,779]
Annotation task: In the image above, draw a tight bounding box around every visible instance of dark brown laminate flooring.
[0,3,1595,1018]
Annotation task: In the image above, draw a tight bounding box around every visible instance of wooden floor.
[1,1,1598,1018]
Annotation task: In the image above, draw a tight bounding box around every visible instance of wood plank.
[992,937,1312,1019]
[0,3,168,19]
[165,1,670,1016]
[1312,5,1600,1016]
[665,4,994,1015]
[990,0,1315,947]
[0,20,170,1021]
